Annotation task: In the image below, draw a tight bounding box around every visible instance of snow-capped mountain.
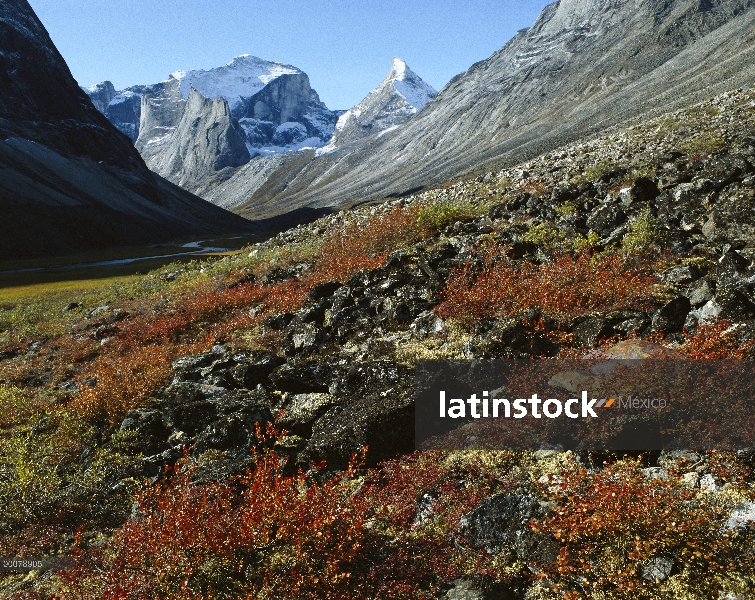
[321,57,437,152]
[82,81,150,141]
[224,0,755,221]
[84,55,341,195]
[171,55,301,115]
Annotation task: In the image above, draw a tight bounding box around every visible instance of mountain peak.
[383,57,436,112]
[320,57,437,152]
[391,57,408,79]
[86,80,115,94]
[169,55,303,106]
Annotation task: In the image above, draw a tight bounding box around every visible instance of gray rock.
[134,77,187,150]
[688,279,715,307]
[663,265,699,284]
[444,577,517,600]
[641,555,675,582]
[641,467,669,480]
[717,249,750,285]
[277,393,337,435]
[468,315,559,358]
[587,204,626,234]
[620,177,660,206]
[457,493,556,564]
[270,361,332,394]
[651,296,692,333]
[697,299,723,323]
[285,322,326,356]
[305,360,413,468]
[94,55,340,199]
[725,502,755,531]
[572,316,615,347]
[713,287,755,320]
[658,449,701,470]
[83,80,116,113]
[445,579,486,600]
[138,89,250,192]
[699,473,719,491]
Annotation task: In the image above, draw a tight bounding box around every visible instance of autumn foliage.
[54,441,520,600]
[435,249,659,326]
[57,434,369,600]
[531,457,755,599]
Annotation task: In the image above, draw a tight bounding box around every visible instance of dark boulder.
[305,389,414,468]
[457,493,557,564]
[270,361,332,394]
[586,204,626,234]
[651,296,692,333]
[467,316,559,358]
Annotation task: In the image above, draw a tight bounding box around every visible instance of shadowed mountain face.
[0,0,252,260]
[0,1,142,169]
[228,0,755,219]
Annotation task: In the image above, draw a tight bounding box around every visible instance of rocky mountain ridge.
[85,56,438,204]
[223,0,755,223]
[84,55,341,197]
[199,57,437,211]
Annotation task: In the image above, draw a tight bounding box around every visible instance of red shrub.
[530,458,755,599]
[54,444,529,600]
[322,204,424,259]
[680,321,755,359]
[436,250,658,327]
[56,435,372,600]
[71,346,173,424]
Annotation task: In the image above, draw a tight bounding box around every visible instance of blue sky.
[27,0,550,110]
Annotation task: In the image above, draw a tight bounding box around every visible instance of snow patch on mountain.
[317,57,436,154]
[390,57,436,111]
[171,55,302,110]
[110,90,141,105]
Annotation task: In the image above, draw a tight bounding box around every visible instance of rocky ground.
[3,87,755,599]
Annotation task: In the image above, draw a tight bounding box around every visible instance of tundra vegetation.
[2,89,755,599]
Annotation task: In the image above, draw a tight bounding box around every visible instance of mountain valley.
[2,0,755,598]
[0,0,253,261]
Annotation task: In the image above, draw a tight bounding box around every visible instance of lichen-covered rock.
[457,493,557,565]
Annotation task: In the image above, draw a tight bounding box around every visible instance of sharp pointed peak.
[392,56,407,71]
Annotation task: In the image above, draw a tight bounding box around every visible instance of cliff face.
[86,56,341,197]
[0,0,252,260]
[139,89,251,193]
[227,0,755,219]
[134,78,188,156]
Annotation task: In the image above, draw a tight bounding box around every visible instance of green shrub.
[677,131,726,156]
[521,222,565,249]
[622,209,662,254]
[555,201,578,217]
[582,159,617,181]
[0,424,62,532]
[417,199,486,232]
[571,231,602,252]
